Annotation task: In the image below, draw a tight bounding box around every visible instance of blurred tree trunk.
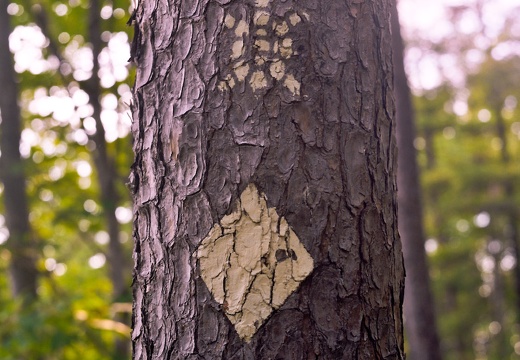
[86,0,128,302]
[26,0,131,303]
[85,0,130,357]
[22,0,131,354]
[21,0,131,355]
[489,244,508,359]
[0,0,39,300]
[391,2,442,360]
[494,107,520,325]
[423,125,436,170]
[130,0,404,358]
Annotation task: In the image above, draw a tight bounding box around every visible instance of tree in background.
[391,2,442,359]
[130,0,404,357]
[400,0,520,357]
[25,0,131,305]
[0,0,134,357]
[0,0,39,301]
[467,56,520,326]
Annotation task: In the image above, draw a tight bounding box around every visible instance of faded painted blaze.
[217,0,306,97]
[197,184,314,341]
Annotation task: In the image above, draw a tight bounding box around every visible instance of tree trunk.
[391,3,442,360]
[0,0,39,300]
[85,0,129,303]
[27,0,131,308]
[494,108,520,325]
[130,0,404,358]
[85,0,131,357]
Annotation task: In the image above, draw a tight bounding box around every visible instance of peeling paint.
[234,63,250,82]
[254,11,270,26]
[274,21,289,36]
[250,71,268,92]
[218,81,228,91]
[226,74,236,88]
[255,0,270,7]
[284,74,300,96]
[231,39,244,60]
[221,5,303,98]
[279,40,293,58]
[255,55,266,65]
[235,20,249,36]
[269,59,285,80]
[279,38,293,58]
[224,14,236,29]
[254,39,270,52]
[289,12,301,26]
[197,184,314,342]
[219,75,236,90]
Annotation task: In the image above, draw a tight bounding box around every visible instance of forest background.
[0,0,519,359]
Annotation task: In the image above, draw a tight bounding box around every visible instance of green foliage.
[0,244,129,359]
[0,0,133,357]
[415,53,520,359]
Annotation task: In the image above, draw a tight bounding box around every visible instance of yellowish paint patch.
[250,71,267,92]
[269,59,285,80]
[254,39,270,52]
[279,39,293,58]
[284,74,300,96]
[274,21,289,36]
[234,63,250,82]
[282,38,292,48]
[228,77,236,88]
[218,81,228,91]
[256,29,267,36]
[235,20,249,37]
[254,11,270,26]
[231,40,244,60]
[219,74,236,90]
[224,14,236,29]
[255,0,270,7]
[289,13,301,26]
[218,81,226,90]
[197,184,314,342]
[255,55,266,66]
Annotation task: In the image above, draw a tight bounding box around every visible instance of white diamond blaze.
[197,184,314,342]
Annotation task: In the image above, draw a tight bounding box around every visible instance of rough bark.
[130,0,404,358]
[391,3,442,360]
[0,0,39,300]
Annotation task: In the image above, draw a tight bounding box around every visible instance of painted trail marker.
[197,184,314,342]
